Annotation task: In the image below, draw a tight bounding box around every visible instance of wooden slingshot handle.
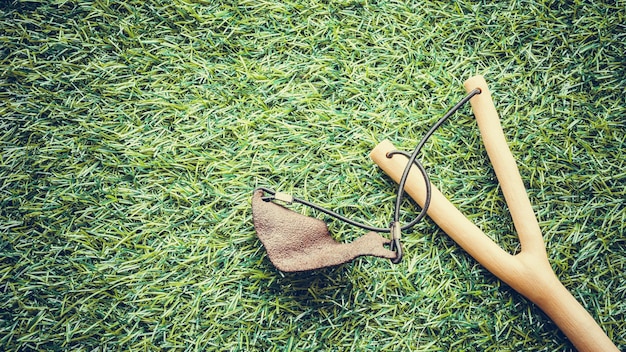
[370,75,617,351]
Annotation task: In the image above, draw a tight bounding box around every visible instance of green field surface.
[1,1,624,350]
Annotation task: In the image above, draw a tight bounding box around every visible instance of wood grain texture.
[369,76,617,351]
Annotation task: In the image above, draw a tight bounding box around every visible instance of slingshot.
[252,75,618,351]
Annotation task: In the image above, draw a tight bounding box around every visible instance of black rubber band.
[256,88,481,251]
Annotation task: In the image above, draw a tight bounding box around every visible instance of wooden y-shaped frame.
[370,75,617,351]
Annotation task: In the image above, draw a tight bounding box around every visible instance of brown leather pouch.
[251,190,395,272]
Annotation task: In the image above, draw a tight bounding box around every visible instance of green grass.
[1,0,625,350]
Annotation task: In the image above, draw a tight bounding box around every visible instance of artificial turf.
[1,0,625,350]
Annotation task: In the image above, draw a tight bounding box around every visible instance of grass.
[1,0,625,350]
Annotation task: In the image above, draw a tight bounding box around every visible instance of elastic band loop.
[254,88,481,264]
